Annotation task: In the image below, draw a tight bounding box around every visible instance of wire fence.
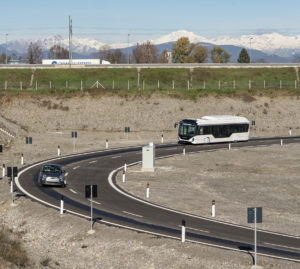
[0,79,299,91]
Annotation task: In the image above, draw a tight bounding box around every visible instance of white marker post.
[2,164,5,178]
[90,185,93,232]
[146,183,150,198]
[122,170,126,183]
[161,134,164,144]
[124,160,127,172]
[254,208,257,266]
[21,154,24,166]
[181,220,186,243]
[228,143,231,150]
[106,139,109,149]
[280,139,283,146]
[289,128,292,136]
[58,145,61,156]
[183,146,186,155]
[10,174,14,205]
[212,200,216,217]
[60,195,64,215]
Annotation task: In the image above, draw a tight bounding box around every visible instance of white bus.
[178,115,250,144]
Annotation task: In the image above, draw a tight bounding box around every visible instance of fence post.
[20,81,22,90]
[112,80,114,90]
[66,80,68,88]
[49,81,52,89]
[5,81,7,90]
[187,80,189,90]
[218,80,221,89]
[264,80,266,89]
[35,80,37,90]
[249,80,251,90]
[203,80,205,89]
[158,80,159,89]
[280,80,282,89]
[143,80,145,90]
[295,80,297,89]
[81,80,83,91]
[128,80,130,90]
[172,80,175,90]
[233,80,235,89]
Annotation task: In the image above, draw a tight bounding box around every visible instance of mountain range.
[1,30,300,63]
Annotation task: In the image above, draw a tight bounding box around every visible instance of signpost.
[71,131,77,152]
[85,184,97,233]
[25,137,32,164]
[7,166,18,205]
[248,207,262,267]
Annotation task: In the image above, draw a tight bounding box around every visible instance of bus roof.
[183,115,249,125]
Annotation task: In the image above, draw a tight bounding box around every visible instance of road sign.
[0,145,2,152]
[85,185,97,198]
[7,167,18,177]
[252,120,256,126]
[26,137,32,144]
[71,131,77,138]
[248,207,262,223]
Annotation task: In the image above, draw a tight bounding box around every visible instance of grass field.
[0,67,299,97]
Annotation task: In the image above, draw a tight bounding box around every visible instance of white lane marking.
[73,166,80,170]
[65,172,69,177]
[69,188,77,194]
[112,155,121,159]
[122,211,143,218]
[177,225,210,233]
[88,199,101,205]
[264,242,300,251]
[89,160,97,164]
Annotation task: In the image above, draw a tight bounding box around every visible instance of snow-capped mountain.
[1,30,300,61]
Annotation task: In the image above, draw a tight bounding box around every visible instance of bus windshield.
[179,122,196,139]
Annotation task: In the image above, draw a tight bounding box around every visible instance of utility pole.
[127,34,130,64]
[69,16,72,65]
[5,33,8,64]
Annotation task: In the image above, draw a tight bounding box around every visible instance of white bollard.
[146,183,150,198]
[280,139,283,146]
[228,143,231,150]
[57,145,61,156]
[181,220,186,243]
[106,139,109,149]
[212,200,216,217]
[60,196,64,215]
[21,154,24,165]
[124,161,127,172]
[183,146,186,155]
[2,164,5,178]
[289,128,292,136]
[122,170,126,183]
[161,134,164,144]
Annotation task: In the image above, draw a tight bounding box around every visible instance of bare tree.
[133,41,158,63]
[27,42,42,64]
[48,45,69,59]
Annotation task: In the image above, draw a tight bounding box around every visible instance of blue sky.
[1,0,300,43]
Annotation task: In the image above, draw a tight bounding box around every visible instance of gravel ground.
[0,94,299,268]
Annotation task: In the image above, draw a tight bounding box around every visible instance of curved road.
[16,137,300,263]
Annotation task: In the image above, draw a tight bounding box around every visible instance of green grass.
[0,67,299,96]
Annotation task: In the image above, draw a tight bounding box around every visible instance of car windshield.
[179,123,196,139]
[43,165,61,174]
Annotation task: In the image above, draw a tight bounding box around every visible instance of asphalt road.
[16,136,300,262]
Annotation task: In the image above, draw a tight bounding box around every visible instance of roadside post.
[57,145,61,156]
[212,200,216,217]
[71,132,77,153]
[25,136,33,164]
[85,185,98,233]
[124,161,127,172]
[7,166,18,205]
[106,139,109,149]
[146,183,150,198]
[280,139,283,146]
[2,164,5,178]
[228,143,231,150]
[289,127,292,136]
[183,146,186,155]
[122,170,126,183]
[252,120,256,137]
[60,195,64,215]
[161,134,164,144]
[21,153,24,166]
[248,207,263,267]
[181,219,186,243]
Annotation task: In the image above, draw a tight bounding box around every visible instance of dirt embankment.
[0,93,299,268]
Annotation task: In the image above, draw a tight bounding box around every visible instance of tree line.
[0,37,252,64]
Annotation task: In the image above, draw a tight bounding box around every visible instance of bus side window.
[197,127,203,135]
